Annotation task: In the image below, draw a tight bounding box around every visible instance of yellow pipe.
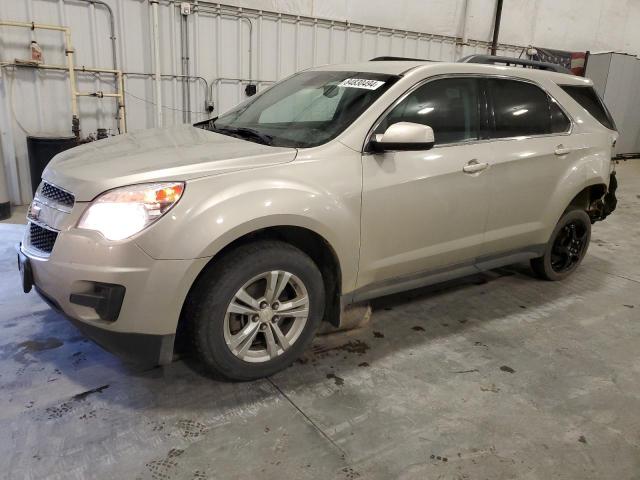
[0,21,79,125]
[0,61,128,133]
[0,20,69,32]
[1,61,128,133]
[1,20,129,133]
[116,70,126,133]
[64,30,79,119]
[0,21,130,133]
[0,62,120,74]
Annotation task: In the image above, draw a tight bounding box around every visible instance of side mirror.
[370,122,435,152]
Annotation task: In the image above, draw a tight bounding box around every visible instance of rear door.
[480,77,575,259]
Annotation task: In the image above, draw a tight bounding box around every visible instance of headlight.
[78,182,184,240]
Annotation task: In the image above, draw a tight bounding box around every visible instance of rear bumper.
[590,171,618,222]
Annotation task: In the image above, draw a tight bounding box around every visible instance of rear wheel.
[188,240,325,380]
[531,209,591,281]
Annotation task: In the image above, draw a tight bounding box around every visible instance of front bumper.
[20,227,210,365]
[36,285,175,366]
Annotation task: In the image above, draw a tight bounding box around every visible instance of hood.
[43,124,298,201]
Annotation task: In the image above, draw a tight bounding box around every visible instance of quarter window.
[489,79,569,138]
[560,85,616,131]
[375,78,480,145]
[550,97,571,133]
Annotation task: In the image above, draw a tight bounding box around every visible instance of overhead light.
[512,108,528,116]
[418,106,435,115]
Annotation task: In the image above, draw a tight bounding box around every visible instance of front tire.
[187,240,325,381]
[531,209,591,281]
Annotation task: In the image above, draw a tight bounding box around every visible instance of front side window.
[201,71,398,148]
[375,77,480,145]
[489,79,570,138]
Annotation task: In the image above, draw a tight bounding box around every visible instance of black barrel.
[27,135,78,195]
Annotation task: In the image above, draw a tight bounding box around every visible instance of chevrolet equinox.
[18,60,618,380]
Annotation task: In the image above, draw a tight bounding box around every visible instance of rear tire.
[187,240,325,381]
[531,209,591,281]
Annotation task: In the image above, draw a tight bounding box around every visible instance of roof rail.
[370,56,432,62]
[458,54,572,74]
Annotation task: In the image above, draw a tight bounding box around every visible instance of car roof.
[309,61,593,87]
[310,60,429,75]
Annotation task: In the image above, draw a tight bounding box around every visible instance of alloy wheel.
[550,220,588,273]
[223,270,309,363]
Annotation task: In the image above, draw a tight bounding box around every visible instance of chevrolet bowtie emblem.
[30,203,41,221]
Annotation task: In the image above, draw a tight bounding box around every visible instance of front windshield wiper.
[213,126,274,146]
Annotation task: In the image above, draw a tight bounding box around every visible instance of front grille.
[41,182,75,209]
[29,222,58,254]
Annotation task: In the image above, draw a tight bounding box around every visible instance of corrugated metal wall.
[0,0,524,205]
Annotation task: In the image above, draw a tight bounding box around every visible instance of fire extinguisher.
[30,41,43,63]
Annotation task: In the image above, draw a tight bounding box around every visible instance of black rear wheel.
[531,209,591,281]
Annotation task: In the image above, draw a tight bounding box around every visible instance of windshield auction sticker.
[338,78,385,90]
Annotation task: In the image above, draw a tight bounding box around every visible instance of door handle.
[462,159,489,174]
[555,145,572,156]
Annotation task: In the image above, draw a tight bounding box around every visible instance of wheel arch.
[536,177,608,249]
[566,183,607,213]
[175,224,344,352]
[545,178,608,228]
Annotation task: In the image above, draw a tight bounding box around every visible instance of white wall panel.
[1,0,639,205]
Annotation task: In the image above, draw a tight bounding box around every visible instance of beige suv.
[18,60,618,380]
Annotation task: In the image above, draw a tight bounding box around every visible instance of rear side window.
[560,85,616,131]
[488,79,570,138]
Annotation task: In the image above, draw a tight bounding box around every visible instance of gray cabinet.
[586,52,640,156]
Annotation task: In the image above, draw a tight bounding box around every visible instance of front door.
[358,77,491,290]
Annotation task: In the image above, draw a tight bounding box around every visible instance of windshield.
[197,71,398,148]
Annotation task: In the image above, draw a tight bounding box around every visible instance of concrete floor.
[1,161,639,480]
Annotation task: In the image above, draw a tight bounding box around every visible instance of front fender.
[135,150,363,292]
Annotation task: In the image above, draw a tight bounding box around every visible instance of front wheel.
[531,209,591,281]
[187,240,325,381]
